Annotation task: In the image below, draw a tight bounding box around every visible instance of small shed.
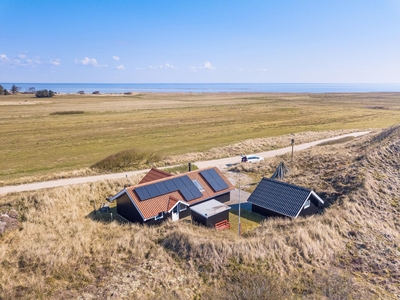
[248,178,324,219]
[190,199,231,227]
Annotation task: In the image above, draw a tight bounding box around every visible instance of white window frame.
[154,212,164,220]
[192,179,205,192]
[179,203,187,212]
[304,199,311,209]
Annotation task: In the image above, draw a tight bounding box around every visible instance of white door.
[171,205,179,221]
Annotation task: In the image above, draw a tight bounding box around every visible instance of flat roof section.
[190,199,231,218]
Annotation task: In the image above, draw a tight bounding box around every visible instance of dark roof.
[248,178,322,218]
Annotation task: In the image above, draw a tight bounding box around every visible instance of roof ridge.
[131,166,218,189]
[262,177,311,192]
[149,167,173,176]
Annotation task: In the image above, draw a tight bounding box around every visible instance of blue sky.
[1,0,400,83]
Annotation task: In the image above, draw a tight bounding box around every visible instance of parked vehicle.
[241,155,264,163]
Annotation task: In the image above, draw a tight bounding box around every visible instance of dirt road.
[0,131,370,195]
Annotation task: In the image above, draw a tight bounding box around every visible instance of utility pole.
[291,138,295,162]
[238,178,241,236]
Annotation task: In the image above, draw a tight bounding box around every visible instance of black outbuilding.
[190,199,231,227]
[248,178,324,218]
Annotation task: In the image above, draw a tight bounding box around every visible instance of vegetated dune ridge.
[0,127,399,299]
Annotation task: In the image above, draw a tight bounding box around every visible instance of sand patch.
[0,101,51,106]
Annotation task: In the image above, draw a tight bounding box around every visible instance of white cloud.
[26,59,33,64]
[191,61,216,71]
[116,64,125,70]
[0,54,9,61]
[258,68,267,72]
[203,61,215,70]
[75,57,107,68]
[164,63,176,69]
[149,63,176,69]
[51,59,60,66]
[35,59,42,64]
[113,56,120,61]
[18,54,27,59]
[135,67,144,70]
[14,59,21,64]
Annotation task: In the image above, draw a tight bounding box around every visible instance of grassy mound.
[90,148,164,172]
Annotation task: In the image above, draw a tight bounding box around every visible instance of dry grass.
[1,92,400,184]
[0,127,399,299]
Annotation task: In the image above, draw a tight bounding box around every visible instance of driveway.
[0,131,370,195]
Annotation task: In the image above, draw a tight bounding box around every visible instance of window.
[192,180,205,192]
[304,200,311,209]
[154,212,163,220]
[179,203,187,212]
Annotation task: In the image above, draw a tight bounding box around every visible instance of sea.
[2,83,400,94]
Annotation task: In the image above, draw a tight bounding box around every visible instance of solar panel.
[207,179,223,192]
[180,187,196,201]
[135,186,151,200]
[144,185,159,198]
[154,182,169,195]
[207,168,220,179]
[136,172,222,202]
[172,177,186,189]
[187,183,203,198]
[180,176,193,186]
[215,177,229,190]
[200,170,214,182]
[200,169,229,192]
[164,180,178,193]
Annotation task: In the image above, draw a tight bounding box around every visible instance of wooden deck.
[214,219,230,230]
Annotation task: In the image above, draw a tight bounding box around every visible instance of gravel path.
[0,131,370,195]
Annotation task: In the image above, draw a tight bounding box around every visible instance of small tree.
[11,84,20,94]
[28,87,36,94]
[0,85,4,95]
[35,89,55,98]
[4,89,10,95]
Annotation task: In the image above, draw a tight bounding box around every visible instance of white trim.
[310,191,324,204]
[108,189,126,202]
[154,212,164,220]
[167,200,189,213]
[294,193,312,219]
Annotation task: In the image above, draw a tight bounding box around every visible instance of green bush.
[35,89,55,98]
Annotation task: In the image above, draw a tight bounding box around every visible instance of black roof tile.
[248,178,312,218]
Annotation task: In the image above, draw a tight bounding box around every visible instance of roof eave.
[108,189,126,202]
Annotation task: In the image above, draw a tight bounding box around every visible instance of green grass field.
[1,92,399,181]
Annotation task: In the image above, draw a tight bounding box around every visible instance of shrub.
[92,91,100,95]
[35,89,55,98]
[77,91,85,95]
[91,148,164,172]
[50,111,84,115]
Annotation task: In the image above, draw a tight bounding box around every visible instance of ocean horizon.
[2,83,400,94]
